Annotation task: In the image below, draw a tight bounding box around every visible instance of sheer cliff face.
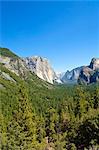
[60,67,83,84]
[24,56,56,84]
[58,58,99,84]
[0,55,56,84]
[89,58,99,70]
[0,48,99,85]
[79,58,99,84]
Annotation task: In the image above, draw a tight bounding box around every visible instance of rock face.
[0,51,56,84]
[89,58,99,70]
[0,71,16,82]
[0,48,99,85]
[79,58,99,84]
[24,56,56,84]
[60,67,83,84]
[78,67,93,84]
[0,56,29,77]
[57,58,99,84]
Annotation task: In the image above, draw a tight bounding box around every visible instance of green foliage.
[74,86,87,118]
[0,64,99,149]
[0,113,7,150]
[93,86,99,109]
[7,84,38,149]
[0,47,19,59]
[75,113,99,149]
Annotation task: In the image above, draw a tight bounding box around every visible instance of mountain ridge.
[0,47,99,84]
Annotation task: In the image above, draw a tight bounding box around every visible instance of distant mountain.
[24,56,57,84]
[59,67,83,84]
[57,58,99,85]
[0,47,99,85]
[78,58,99,85]
[89,58,99,70]
[0,48,56,84]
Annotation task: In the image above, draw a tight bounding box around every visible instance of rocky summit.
[79,58,99,84]
[89,58,99,70]
[0,48,56,84]
[56,58,99,85]
[24,56,57,84]
[0,48,99,85]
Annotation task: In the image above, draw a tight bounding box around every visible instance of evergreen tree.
[36,115,47,150]
[74,86,87,119]
[7,83,38,150]
[0,113,7,150]
[93,86,99,109]
[45,107,58,144]
[36,115,45,143]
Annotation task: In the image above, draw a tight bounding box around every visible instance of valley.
[0,48,99,149]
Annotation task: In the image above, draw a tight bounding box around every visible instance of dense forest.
[0,62,99,150]
[0,47,99,150]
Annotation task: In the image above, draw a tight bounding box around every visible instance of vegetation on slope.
[0,47,19,59]
[0,64,99,150]
[0,48,99,149]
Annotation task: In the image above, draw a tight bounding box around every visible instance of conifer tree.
[74,86,87,118]
[37,115,46,141]
[7,83,38,150]
[93,86,99,109]
[36,115,47,150]
[45,107,58,143]
[0,113,7,150]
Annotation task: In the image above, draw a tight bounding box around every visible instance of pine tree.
[74,86,87,119]
[0,113,7,150]
[45,107,58,144]
[36,116,44,142]
[36,115,47,150]
[7,83,38,150]
[93,86,99,109]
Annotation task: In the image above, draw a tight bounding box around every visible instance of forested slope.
[0,48,99,149]
[0,63,99,150]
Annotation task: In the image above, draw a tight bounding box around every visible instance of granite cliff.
[58,58,99,84]
[0,48,56,84]
[78,58,99,84]
[0,48,99,85]
[24,56,56,84]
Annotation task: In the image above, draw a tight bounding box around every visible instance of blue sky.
[1,1,99,72]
